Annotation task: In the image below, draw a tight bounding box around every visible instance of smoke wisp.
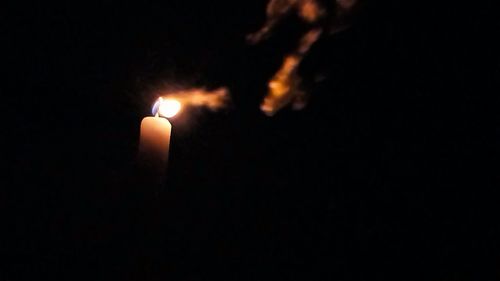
[249,0,359,115]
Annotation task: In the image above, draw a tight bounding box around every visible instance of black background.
[2,1,499,280]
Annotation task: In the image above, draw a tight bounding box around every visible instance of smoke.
[247,0,325,44]
[261,28,322,115]
[249,0,358,116]
[157,87,230,111]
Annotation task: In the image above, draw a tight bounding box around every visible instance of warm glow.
[299,0,324,23]
[261,29,322,116]
[154,87,229,112]
[249,0,358,115]
[154,98,181,118]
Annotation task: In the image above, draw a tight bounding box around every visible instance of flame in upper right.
[248,0,358,115]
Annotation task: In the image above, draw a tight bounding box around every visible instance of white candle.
[138,98,181,176]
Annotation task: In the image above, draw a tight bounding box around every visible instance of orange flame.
[247,0,325,44]
[261,29,322,116]
[158,87,229,111]
[157,98,182,118]
[249,0,358,115]
[299,0,325,23]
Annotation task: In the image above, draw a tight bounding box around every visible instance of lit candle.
[138,97,181,178]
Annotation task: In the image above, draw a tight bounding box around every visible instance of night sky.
[3,1,499,280]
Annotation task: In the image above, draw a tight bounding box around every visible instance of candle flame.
[153,97,182,118]
[156,87,229,111]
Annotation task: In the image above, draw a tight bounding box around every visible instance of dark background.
[2,1,499,280]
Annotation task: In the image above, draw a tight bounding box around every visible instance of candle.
[138,97,181,178]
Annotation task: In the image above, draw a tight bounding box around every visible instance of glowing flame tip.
[152,98,181,118]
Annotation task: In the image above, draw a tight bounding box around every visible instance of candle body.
[139,117,172,174]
